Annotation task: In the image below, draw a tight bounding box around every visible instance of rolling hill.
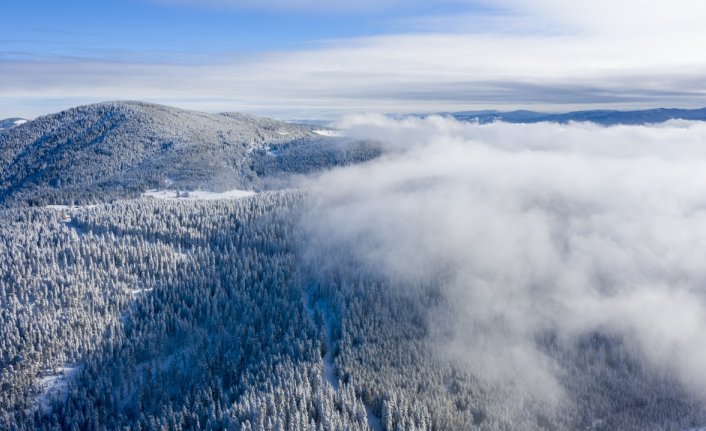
[0,101,379,207]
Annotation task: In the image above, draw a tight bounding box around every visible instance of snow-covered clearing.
[265,145,280,156]
[45,204,97,226]
[130,287,154,299]
[303,292,339,390]
[45,204,97,211]
[142,189,255,200]
[365,405,384,431]
[303,291,383,430]
[313,129,343,137]
[14,119,28,126]
[319,302,339,392]
[33,366,78,413]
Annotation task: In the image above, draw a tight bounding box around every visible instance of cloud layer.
[3,1,706,118]
[300,116,706,401]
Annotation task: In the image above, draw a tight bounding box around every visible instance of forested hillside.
[2,193,705,430]
[2,104,706,430]
[0,102,379,207]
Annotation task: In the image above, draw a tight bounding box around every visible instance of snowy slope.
[142,188,255,200]
[0,102,329,206]
[0,118,28,131]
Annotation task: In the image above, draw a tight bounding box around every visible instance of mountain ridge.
[445,106,706,125]
[0,101,379,207]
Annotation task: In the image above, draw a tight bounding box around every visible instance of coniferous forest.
[2,102,706,430]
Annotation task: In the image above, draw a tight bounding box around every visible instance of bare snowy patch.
[130,287,154,300]
[142,189,255,200]
[33,366,78,414]
[313,129,343,137]
[45,204,98,224]
[45,204,97,211]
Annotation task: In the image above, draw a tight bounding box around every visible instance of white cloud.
[492,0,706,35]
[3,1,706,118]
[3,28,706,119]
[299,117,706,401]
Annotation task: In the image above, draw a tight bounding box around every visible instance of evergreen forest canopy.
[2,102,706,430]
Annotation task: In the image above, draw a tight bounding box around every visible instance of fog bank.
[300,116,706,401]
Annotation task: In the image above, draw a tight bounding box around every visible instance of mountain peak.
[0,102,317,206]
[0,101,379,207]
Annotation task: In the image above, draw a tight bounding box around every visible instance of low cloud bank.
[300,115,706,401]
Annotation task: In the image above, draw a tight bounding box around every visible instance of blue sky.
[2,0,456,59]
[2,0,706,118]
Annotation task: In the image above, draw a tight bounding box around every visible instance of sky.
[2,0,706,118]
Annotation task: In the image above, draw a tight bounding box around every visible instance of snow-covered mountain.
[0,101,379,207]
[0,117,28,131]
[3,102,706,430]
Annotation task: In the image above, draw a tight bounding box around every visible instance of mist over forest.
[304,115,706,400]
[2,104,706,430]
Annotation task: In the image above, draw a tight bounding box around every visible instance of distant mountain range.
[444,107,706,125]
